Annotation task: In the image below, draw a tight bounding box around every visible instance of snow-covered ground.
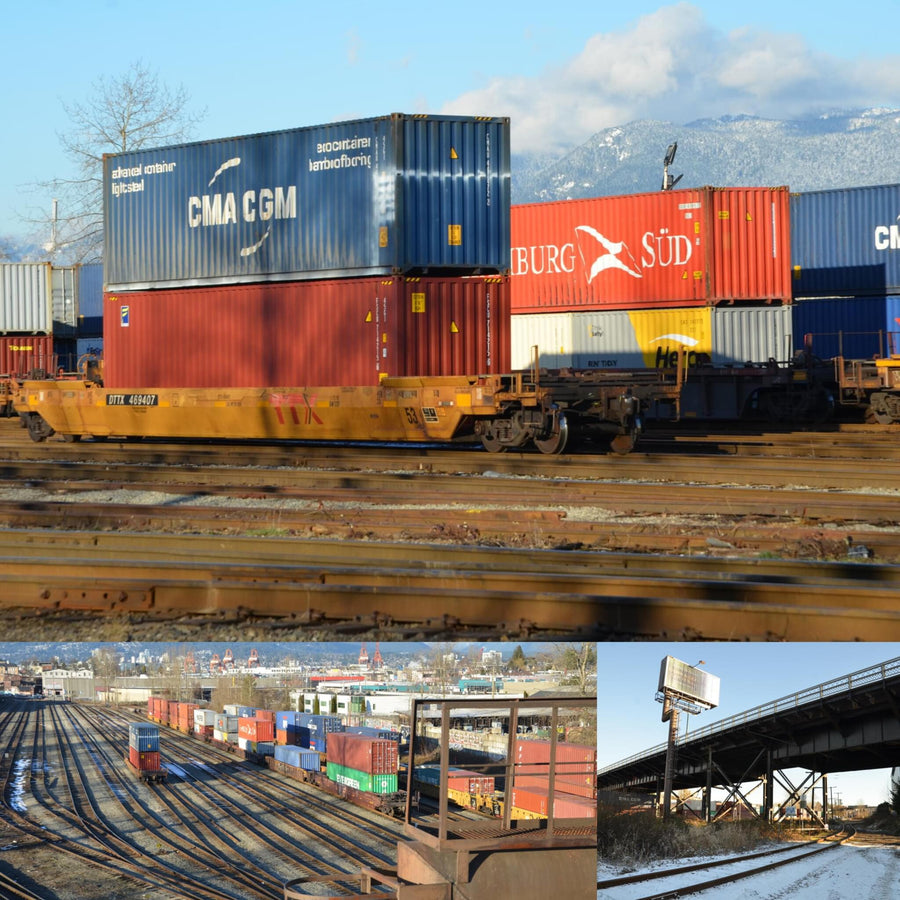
[598,842,900,899]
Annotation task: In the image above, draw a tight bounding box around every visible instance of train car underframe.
[14,371,654,455]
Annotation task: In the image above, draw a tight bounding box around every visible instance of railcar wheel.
[533,414,569,455]
[480,431,507,453]
[609,430,637,455]
[60,433,82,443]
[23,413,54,443]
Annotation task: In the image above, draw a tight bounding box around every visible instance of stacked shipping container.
[128,723,162,775]
[509,187,794,370]
[101,113,511,391]
[790,184,900,359]
[511,739,597,818]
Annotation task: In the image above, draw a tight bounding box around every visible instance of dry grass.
[597,809,796,869]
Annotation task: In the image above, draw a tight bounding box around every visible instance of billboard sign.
[658,656,720,709]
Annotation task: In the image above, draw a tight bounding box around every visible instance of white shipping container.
[194,708,216,726]
[511,306,794,371]
[0,263,53,334]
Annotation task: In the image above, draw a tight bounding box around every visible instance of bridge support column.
[703,746,713,823]
[764,751,773,822]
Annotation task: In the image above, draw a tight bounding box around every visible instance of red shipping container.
[510,187,791,312]
[255,710,275,723]
[511,785,596,819]
[238,717,275,742]
[447,770,495,794]
[325,732,398,774]
[102,274,510,389]
[514,739,597,790]
[129,747,161,772]
[0,335,55,378]
[515,774,596,800]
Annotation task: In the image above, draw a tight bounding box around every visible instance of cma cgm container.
[104,113,510,291]
[511,305,794,370]
[790,184,900,298]
[0,263,53,334]
[510,187,791,312]
[102,274,509,389]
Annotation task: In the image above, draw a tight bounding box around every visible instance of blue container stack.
[791,184,900,358]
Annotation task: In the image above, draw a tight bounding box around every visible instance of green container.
[326,762,398,794]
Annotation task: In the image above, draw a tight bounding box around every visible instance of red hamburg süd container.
[325,732,398,774]
[102,274,510,389]
[238,717,276,742]
[514,739,597,790]
[129,747,161,772]
[510,187,791,312]
[511,785,596,819]
[0,335,55,377]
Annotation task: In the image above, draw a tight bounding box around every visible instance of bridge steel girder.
[598,665,900,797]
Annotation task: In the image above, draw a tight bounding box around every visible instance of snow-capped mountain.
[511,108,900,203]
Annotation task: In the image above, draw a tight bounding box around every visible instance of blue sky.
[598,643,900,807]
[3,1,900,245]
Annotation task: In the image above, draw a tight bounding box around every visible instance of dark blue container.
[791,184,900,298]
[103,113,510,290]
[792,296,899,359]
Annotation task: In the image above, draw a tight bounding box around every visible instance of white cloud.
[441,2,900,155]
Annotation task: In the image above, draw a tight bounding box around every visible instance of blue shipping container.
[275,744,323,771]
[792,296,898,359]
[276,711,298,730]
[77,263,104,320]
[104,113,510,290]
[129,723,160,752]
[791,184,900,298]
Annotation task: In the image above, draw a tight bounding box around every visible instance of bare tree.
[554,642,597,696]
[38,60,205,261]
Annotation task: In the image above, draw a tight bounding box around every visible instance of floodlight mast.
[662,141,683,191]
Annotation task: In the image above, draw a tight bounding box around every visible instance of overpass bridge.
[597,656,900,823]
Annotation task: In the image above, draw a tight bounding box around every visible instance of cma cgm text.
[188,186,297,227]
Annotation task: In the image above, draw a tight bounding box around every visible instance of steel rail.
[614,829,852,899]
[597,830,832,889]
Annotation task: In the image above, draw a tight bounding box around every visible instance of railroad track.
[0,698,405,900]
[597,828,852,898]
[1,529,900,639]
[2,420,900,639]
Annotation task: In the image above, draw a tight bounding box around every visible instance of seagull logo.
[575,225,643,282]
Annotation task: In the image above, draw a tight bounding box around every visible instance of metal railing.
[598,656,900,776]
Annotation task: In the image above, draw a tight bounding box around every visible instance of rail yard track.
[596,828,853,898]
[2,419,900,640]
[0,697,406,900]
